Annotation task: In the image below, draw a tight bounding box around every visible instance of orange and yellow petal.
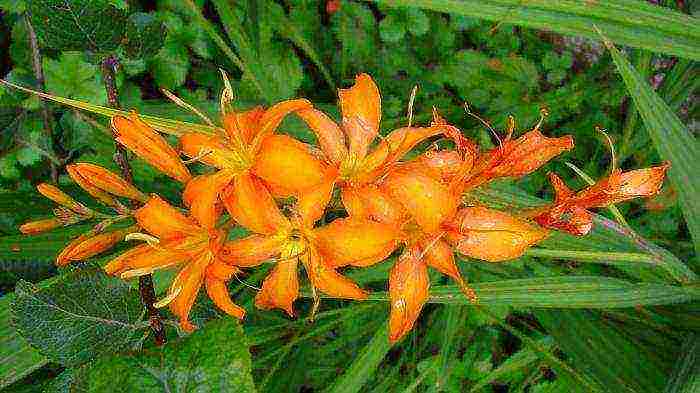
[134,195,200,240]
[167,252,211,332]
[254,247,300,316]
[220,234,285,267]
[204,261,246,320]
[103,244,189,276]
[222,172,290,235]
[67,163,147,202]
[311,218,402,268]
[341,185,407,225]
[251,134,327,197]
[222,106,265,144]
[388,247,429,343]
[301,246,367,300]
[339,73,381,160]
[446,207,549,262]
[360,126,443,178]
[179,132,245,170]
[297,108,347,164]
[183,170,236,229]
[111,114,192,183]
[253,99,313,145]
[297,169,337,227]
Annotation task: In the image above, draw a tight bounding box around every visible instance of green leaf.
[0,154,21,180]
[11,266,145,367]
[379,15,406,43]
[664,334,700,393]
[72,318,256,392]
[27,0,128,52]
[0,0,26,13]
[371,0,700,60]
[326,321,393,393]
[15,147,43,167]
[123,13,167,60]
[604,37,700,263]
[43,52,107,105]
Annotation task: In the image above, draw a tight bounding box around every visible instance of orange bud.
[66,164,119,207]
[312,218,402,268]
[67,163,147,202]
[388,247,429,343]
[251,134,327,197]
[381,165,460,233]
[111,114,192,183]
[301,246,368,300]
[446,207,549,262]
[56,228,131,266]
[19,218,62,234]
[36,183,91,214]
[339,73,381,160]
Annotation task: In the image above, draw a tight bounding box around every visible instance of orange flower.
[56,226,135,266]
[219,173,402,316]
[453,119,574,193]
[19,218,62,235]
[388,245,429,343]
[67,163,148,202]
[179,100,321,228]
[534,163,670,235]
[111,113,192,184]
[104,195,244,331]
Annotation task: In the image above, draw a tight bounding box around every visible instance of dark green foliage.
[11,266,145,367]
[123,13,167,60]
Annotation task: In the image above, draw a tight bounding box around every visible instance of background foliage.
[0,0,698,392]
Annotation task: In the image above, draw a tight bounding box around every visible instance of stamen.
[506,115,516,140]
[596,126,617,174]
[182,147,214,164]
[464,103,501,149]
[125,232,161,248]
[534,108,549,131]
[233,270,262,291]
[153,286,183,308]
[407,85,418,127]
[161,88,215,127]
[219,68,235,116]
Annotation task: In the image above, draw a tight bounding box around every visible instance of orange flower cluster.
[20,74,669,342]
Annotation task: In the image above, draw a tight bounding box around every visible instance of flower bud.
[67,163,148,202]
[66,165,119,207]
[56,227,132,266]
[36,183,91,215]
[19,218,62,234]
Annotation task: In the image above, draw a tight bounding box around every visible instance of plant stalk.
[100,54,166,346]
[25,15,58,183]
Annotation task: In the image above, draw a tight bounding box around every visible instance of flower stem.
[100,54,167,346]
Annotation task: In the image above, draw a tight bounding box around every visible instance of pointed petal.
[255,99,314,143]
[311,218,402,268]
[222,106,265,144]
[68,163,147,202]
[222,172,290,235]
[341,185,407,225]
[533,204,593,237]
[339,73,381,160]
[301,246,368,300]
[360,126,443,178]
[179,132,245,170]
[112,114,192,183]
[220,234,285,266]
[447,207,549,262]
[297,170,336,226]
[381,165,460,233]
[56,228,130,266]
[251,134,327,197]
[493,130,574,178]
[579,163,670,207]
[418,149,470,184]
[183,170,236,229]
[254,246,300,316]
[134,195,200,240]
[422,239,459,282]
[547,172,574,204]
[104,244,188,275]
[168,252,210,332]
[297,108,347,164]
[388,247,429,343]
[205,261,246,320]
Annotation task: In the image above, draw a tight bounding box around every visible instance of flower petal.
[311,218,402,268]
[301,245,368,300]
[222,172,290,235]
[253,99,314,146]
[254,243,300,316]
[297,108,347,164]
[179,132,245,170]
[339,73,381,160]
[135,195,200,240]
[446,207,549,262]
[297,170,337,226]
[220,234,285,266]
[168,251,211,332]
[252,134,327,197]
[360,126,443,179]
[388,247,429,343]
[381,165,460,233]
[112,114,192,183]
[341,185,407,225]
[104,244,188,275]
[205,261,246,319]
[222,106,265,144]
[183,170,236,229]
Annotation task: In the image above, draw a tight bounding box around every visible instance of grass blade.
[602,34,700,262]
[664,334,700,393]
[370,0,700,60]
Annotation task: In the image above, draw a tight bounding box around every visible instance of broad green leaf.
[536,309,669,393]
[371,0,700,61]
[0,292,47,389]
[11,266,146,367]
[43,52,107,105]
[326,322,393,393]
[27,0,128,52]
[72,318,256,392]
[604,37,700,263]
[123,13,167,60]
[664,334,700,393]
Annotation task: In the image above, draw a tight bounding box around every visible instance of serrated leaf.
[123,13,167,60]
[27,0,128,52]
[72,318,256,392]
[149,39,190,90]
[43,52,107,105]
[11,267,145,367]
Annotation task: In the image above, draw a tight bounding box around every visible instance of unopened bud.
[36,183,92,215]
[67,163,148,202]
[19,218,61,234]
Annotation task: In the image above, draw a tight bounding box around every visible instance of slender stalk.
[100,54,166,346]
[25,15,58,183]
